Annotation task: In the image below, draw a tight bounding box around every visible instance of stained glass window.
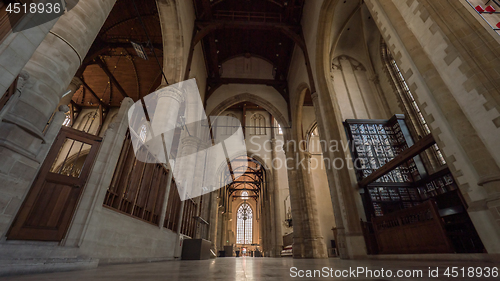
[236,203,253,244]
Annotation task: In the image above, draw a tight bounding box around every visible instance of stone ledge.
[0,257,99,277]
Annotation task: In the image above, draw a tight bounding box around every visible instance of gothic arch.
[207,92,291,141]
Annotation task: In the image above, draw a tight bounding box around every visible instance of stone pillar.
[283,140,327,258]
[310,92,349,258]
[208,191,219,251]
[0,0,117,238]
[0,4,59,94]
[270,138,283,257]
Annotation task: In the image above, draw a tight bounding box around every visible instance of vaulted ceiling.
[72,0,163,108]
[71,0,307,110]
[193,0,305,102]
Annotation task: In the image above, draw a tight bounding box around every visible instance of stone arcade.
[0,0,500,279]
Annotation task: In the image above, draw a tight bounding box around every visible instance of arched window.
[236,203,253,244]
[382,42,446,167]
[251,114,266,135]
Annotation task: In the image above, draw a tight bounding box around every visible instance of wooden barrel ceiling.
[72,0,163,108]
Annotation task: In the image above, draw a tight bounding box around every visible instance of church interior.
[1,0,500,279]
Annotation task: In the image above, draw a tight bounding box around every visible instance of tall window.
[382,42,446,167]
[236,203,253,244]
[251,114,266,135]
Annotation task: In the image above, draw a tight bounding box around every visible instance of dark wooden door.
[7,127,101,241]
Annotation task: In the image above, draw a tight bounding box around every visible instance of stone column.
[208,191,219,251]
[0,0,117,237]
[270,138,283,257]
[310,92,349,258]
[284,140,327,258]
[0,4,59,95]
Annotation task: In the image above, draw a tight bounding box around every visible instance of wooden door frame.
[6,126,102,241]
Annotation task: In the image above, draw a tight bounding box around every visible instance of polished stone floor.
[1,257,498,280]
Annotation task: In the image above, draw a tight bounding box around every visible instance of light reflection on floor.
[1,257,498,280]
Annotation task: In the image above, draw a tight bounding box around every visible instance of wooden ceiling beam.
[70,100,81,111]
[80,79,109,109]
[95,57,130,99]
[195,20,301,32]
[193,20,301,45]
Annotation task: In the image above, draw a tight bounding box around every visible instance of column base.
[292,236,328,258]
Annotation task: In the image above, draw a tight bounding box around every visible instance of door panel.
[7,127,101,241]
